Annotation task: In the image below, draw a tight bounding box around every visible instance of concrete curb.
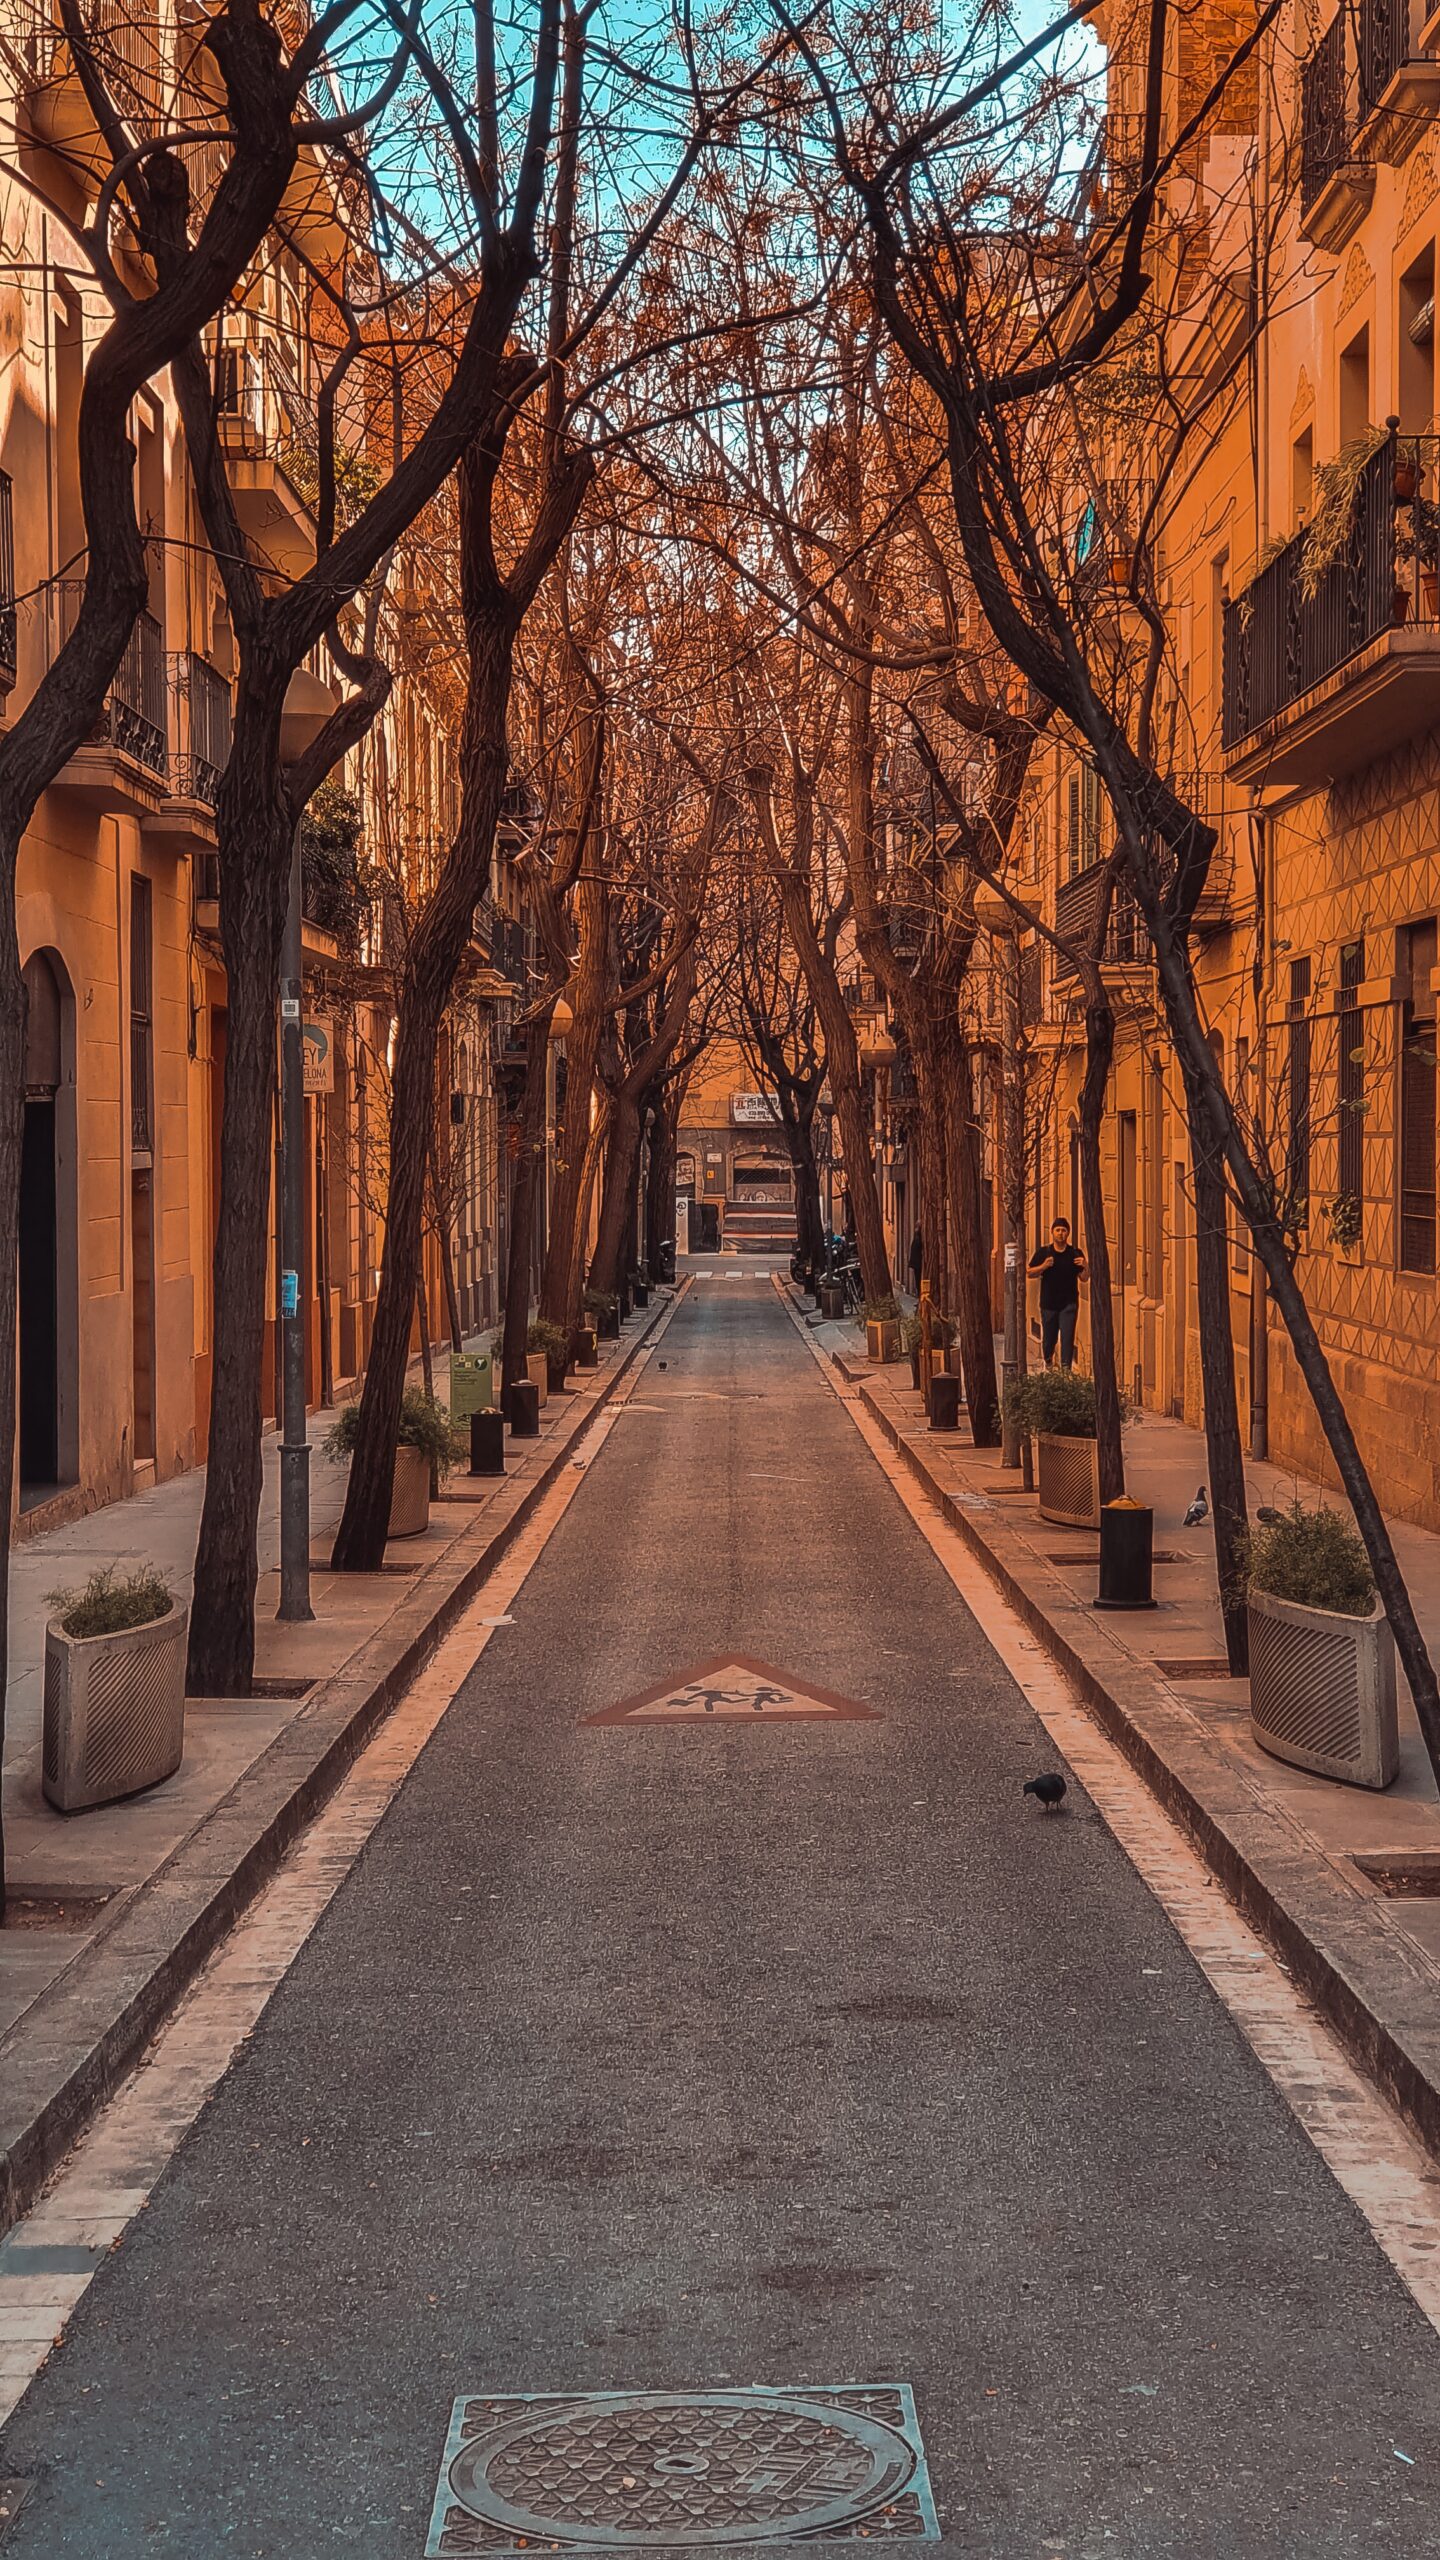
[782,1282,1440,2164]
[0,1289,684,2238]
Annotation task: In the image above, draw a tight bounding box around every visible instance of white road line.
[782,1286,1440,2336]
[0,1299,687,2430]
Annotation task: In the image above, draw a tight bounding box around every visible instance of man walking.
[1029,1217,1086,1370]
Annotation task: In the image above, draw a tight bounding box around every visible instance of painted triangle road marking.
[585,1656,879,1725]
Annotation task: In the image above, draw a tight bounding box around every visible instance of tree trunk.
[590,1090,643,1300]
[645,1098,677,1274]
[1076,988,1124,1503]
[331,610,517,1572]
[186,723,293,1697]
[541,870,609,1331]
[1178,1054,1250,1673]
[938,1029,999,1444]
[1142,921,1422,1711]
[501,1012,554,1388]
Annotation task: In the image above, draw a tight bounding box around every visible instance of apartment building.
[993,0,1440,1527]
[3,13,516,1534]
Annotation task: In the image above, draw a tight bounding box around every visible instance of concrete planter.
[1248,1586,1398,1789]
[43,1602,188,1813]
[387,1442,431,1538]
[1036,1432,1100,1529]
[866,1319,900,1364]
[525,1352,551,1408]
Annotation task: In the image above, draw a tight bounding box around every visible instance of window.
[1399,248,1435,434]
[1285,956,1312,1232]
[1336,939,1365,1248]
[1291,427,1314,524]
[1233,1037,1251,1275]
[1145,1055,1165,1294]
[1339,326,1371,448]
[1065,766,1101,878]
[1399,921,1438,1275]
[1119,1112,1138,1288]
[129,873,153,1158]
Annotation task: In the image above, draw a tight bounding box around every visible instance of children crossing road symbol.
[585,1656,879,1725]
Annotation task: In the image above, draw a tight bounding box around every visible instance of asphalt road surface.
[2,1271,1438,2557]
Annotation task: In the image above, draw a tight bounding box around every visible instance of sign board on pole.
[449,1350,495,1420]
[303,1017,335,1094]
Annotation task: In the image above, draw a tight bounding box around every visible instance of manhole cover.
[426,2385,938,2555]
[585,1657,878,1725]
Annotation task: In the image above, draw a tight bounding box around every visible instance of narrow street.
[2,1273,1438,2557]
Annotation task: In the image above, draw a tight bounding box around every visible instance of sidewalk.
[0,1291,681,2232]
[786,1282,1440,2158]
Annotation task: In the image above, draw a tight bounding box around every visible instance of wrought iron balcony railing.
[54,582,167,778]
[1222,431,1440,747]
[168,650,231,805]
[1301,14,1350,209]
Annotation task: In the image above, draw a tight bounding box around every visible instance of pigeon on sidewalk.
[1182,1485,1209,1527]
[1023,1773,1067,1813]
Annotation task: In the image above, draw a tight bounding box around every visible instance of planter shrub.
[861,1296,901,1364]
[328,1390,455,1539]
[1004,1369,1102,1528]
[528,1317,570,1392]
[44,1565,186,1812]
[1244,1504,1397,1787]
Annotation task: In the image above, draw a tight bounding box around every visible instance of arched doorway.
[20,949,78,1504]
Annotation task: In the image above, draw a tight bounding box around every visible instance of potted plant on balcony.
[1243,1502,1397,1789]
[861,1296,902,1363]
[328,1388,454,1537]
[529,1316,570,1392]
[43,1564,187,1813]
[1004,1368,1109,1528]
[1299,426,1387,601]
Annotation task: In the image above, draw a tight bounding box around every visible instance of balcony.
[1223,433,1440,787]
[216,335,319,579]
[1300,16,1375,247]
[1053,860,1150,980]
[0,471,14,693]
[146,651,231,850]
[51,584,168,812]
[489,913,533,989]
[1356,0,1440,160]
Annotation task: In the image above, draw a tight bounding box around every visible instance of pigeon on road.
[1182,1485,1209,1527]
[1023,1773,1068,1813]
[1255,1504,1282,1525]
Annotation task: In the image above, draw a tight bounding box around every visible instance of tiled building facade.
[984,0,1440,1527]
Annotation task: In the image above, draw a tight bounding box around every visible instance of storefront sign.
[303,1017,335,1093]
[731,1091,781,1126]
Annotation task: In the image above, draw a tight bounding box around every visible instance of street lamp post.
[276,670,338,1624]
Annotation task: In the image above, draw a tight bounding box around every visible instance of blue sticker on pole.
[281,1269,299,1316]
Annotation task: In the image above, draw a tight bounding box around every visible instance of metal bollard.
[1095,1499,1156,1609]
[576,1329,598,1368]
[469,1409,505,1475]
[504,1379,541,1438]
[928,1373,961,1432]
